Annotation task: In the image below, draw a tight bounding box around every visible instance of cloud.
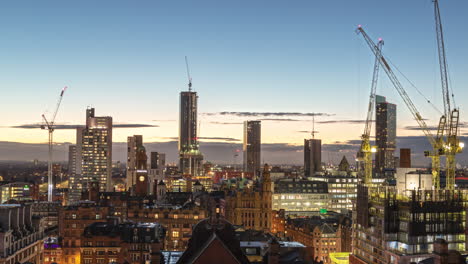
[152,136,240,142]
[404,126,438,131]
[297,130,319,134]
[258,118,301,122]
[10,123,158,129]
[198,137,241,142]
[152,120,175,122]
[405,122,468,132]
[2,136,468,166]
[203,112,333,117]
[209,122,243,125]
[317,120,371,124]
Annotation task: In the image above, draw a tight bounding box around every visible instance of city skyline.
[1,0,468,165]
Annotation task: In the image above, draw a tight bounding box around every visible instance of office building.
[68,145,77,187]
[52,163,62,187]
[243,120,261,175]
[149,151,166,185]
[375,95,397,174]
[70,108,112,203]
[272,179,329,214]
[304,138,322,177]
[0,182,33,203]
[127,135,143,190]
[179,91,203,176]
[309,174,359,213]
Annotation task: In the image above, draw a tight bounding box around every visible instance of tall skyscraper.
[70,108,112,203]
[243,120,261,175]
[179,91,203,176]
[375,95,397,174]
[304,138,322,177]
[304,139,311,177]
[127,135,143,191]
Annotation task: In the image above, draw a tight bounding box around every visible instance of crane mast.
[356,26,443,187]
[41,86,67,202]
[433,0,462,190]
[357,38,383,184]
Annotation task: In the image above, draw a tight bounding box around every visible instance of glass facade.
[375,95,397,173]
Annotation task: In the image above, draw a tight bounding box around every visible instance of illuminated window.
[172,231,179,238]
[194,215,199,220]
[173,214,178,219]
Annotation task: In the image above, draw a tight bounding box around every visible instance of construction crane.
[41,86,67,202]
[357,38,383,184]
[185,56,192,92]
[356,26,445,187]
[433,0,462,189]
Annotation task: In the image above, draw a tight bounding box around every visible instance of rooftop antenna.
[311,114,319,139]
[185,56,192,91]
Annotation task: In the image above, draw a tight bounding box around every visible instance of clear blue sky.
[1,0,467,145]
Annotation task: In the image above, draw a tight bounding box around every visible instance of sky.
[0,0,467,165]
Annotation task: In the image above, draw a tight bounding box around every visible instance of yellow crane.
[357,38,383,184]
[432,0,462,189]
[356,26,445,187]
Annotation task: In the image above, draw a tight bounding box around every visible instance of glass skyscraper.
[243,120,261,175]
[179,91,203,176]
[375,95,397,174]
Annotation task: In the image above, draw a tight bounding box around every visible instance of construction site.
[350,1,467,263]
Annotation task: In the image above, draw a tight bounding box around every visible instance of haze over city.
[1,0,468,165]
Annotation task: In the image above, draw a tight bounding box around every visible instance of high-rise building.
[127,135,143,190]
[243,120,261,175]
[52,163,62,187]
[179,91,203,176]
[304,138,322,176]
[70,108,112,203]
[375,95,397,174]
[68,145,77,185]
[149,152,166,185]
[304,139,311,177]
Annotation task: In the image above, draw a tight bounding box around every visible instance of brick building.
[80,220,165,264]
[225,165,273,231]
[58,201,109,264]
[0,203,46,264]
[285,215,352,264]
